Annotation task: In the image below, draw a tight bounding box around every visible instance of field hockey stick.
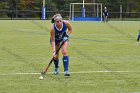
[40,39,65,76]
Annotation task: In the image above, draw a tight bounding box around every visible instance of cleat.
[64,71,70,76]
[54,68,59,75]
[64,73,70,76]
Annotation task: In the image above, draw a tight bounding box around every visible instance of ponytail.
[51,18,54,23]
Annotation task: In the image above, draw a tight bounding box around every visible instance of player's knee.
[62,50,67,56]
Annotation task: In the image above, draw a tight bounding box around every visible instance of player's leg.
[62,41,70,76]
[137,31,140,42]
[106,15,109,22]
[103,15,105,22]
[53,43,60,75]
[105,16,107,22]
[137,35,140,41]
[50,39,60,75]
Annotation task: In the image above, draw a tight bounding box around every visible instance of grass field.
[0,20,140,93]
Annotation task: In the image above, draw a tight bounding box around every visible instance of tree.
[20,0,34,10]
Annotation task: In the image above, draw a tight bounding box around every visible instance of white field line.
[0,71,138,76]
[16,28,39,32]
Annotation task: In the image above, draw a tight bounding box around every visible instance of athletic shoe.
[64,71,70,76]
[54,68,59,75]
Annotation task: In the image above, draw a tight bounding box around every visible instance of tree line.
[0,0,140,12]
[0,0,140,18]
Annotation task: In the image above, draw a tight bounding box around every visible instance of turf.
[0,20,140,93]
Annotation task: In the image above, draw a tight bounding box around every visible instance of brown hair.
[51,18,54,23]
[51,14,62,23]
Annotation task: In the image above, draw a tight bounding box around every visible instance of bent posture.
[50,14,72,76]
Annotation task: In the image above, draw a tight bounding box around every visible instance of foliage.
[19,0,34,10]
[0,0,140,18]
[0,0,140,12]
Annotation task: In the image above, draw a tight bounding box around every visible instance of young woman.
[50,14,72,76]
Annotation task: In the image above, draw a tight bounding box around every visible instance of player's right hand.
[53,51,56,57]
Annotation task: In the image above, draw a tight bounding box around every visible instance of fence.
[0,0,140,21]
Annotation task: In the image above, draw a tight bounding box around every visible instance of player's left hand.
[63,34,69,41]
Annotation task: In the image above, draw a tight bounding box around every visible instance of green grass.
[0,20,140,93]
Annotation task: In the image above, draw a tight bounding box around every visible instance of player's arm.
[50,25,56,53]
[103,10,105,16]
[107,10,109,16]
[64,20,72,36]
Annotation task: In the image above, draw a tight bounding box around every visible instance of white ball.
[39,76,44,80]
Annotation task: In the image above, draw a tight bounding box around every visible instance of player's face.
[56,19,62,27]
